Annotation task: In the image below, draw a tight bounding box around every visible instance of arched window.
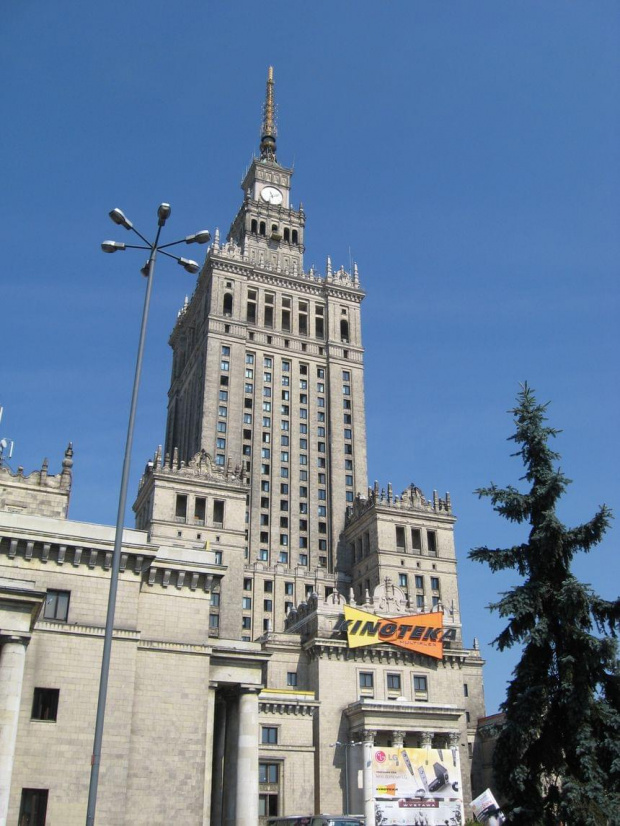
[259,221,266,236]
[251,219,258,234]
[223,293,233,316]
[340,319,349,342]
[283,227,290,242]
[292,229,298,244]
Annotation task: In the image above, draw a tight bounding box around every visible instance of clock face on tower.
[260,185,283,205]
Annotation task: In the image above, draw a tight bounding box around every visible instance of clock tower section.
[227,67,305,277]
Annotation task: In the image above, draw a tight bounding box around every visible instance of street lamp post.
[86,204,210,826]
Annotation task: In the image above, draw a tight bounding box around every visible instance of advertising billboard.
[373,747,464,826]
[341,606,456,659]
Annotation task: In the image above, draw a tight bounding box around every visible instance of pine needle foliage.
[469,384,620,825]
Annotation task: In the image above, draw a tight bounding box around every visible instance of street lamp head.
[101,241,126,253]
[178,257,200,274]
[185,230,211,245]
[157,203,171,226]
[109,208,133,230]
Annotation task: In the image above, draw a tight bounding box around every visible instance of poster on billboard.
[373,747,464,826]
[470,788,505,824]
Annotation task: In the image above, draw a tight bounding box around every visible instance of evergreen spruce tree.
[469,384,620,825]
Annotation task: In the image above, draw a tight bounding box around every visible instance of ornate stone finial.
[260,66,277,162]
[172,447,179,468]
[41,457,49,480]
[387,482,393,503]
[214,227,220,249]
[154,445,162,469]
[326,256,333,279]
[353,262,359,286]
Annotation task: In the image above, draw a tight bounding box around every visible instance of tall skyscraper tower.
[164,68,367,634]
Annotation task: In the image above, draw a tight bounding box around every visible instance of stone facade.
[0,68,487,826]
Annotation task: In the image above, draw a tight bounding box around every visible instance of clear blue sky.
[1,2,618,715]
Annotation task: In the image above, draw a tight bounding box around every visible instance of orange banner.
[341,606,454,659]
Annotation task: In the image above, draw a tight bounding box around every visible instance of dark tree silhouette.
[470,384,620,825]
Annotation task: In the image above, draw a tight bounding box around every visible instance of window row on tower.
[219,284,352,344]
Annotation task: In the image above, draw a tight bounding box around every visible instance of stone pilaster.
[0,635,30,826]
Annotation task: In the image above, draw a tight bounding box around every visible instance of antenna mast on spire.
[260,66,277,162]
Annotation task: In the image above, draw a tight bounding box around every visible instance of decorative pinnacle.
[260,66,277,161]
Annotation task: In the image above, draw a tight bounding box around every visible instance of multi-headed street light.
[86,204,210,826]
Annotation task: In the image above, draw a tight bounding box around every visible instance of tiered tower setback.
[162,69,367,638]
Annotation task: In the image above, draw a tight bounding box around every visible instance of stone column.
[223,696,239,826]
[203,684,219,826]
[448,731,460,748]
[235,687,259,826]
[362,729,376,826]
[419,730,433,749]
[0,635,29,826]
[210,692,227,826]
[391,730,405,748]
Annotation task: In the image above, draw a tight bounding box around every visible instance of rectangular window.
[387,674,401,692]
[431,577,440,591]
[298,302,308,335]
[464,683,469,697]
[415,575,424,589]
[247,292,257,323]
[31,688,59,721]
[261,726,278,744]
[285,582,294,595]
[220,360,229,371]
[43,590,70,622]
[264,293,274,327]
[264,599,273,612]
[396,526,406,549]
[213,500,224,526]
[244,578,253,591]
[175,494,188,521]
[299,554,308,566]
[427,530,438,556]
[399,573,407,588]
[359,672,374,689]
[411,528,422,553]
[219,390,228,401]
[414,675,428,700]
[194,497,206,524]
[217,421,227,433]
[209,614,220,630]
[242,597,252,609]
[242,616,252,629]
[210,592,221,607]
[287,672,298,687]
[259,762,280,784]
[259,794,279,818]
[19,790,48,826]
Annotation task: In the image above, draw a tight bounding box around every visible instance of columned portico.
[0,634,30,826]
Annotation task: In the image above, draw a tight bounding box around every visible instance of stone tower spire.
[259,66,277,161]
